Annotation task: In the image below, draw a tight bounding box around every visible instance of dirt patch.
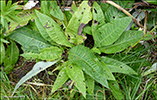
[9,57,57,84]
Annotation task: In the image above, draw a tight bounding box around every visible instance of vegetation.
[1,0,156,99]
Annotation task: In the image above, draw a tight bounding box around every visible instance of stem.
[106,1,133,17]
[143,11,148,36]
[103,0,144,28]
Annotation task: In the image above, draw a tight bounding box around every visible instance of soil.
[9,57,57,84]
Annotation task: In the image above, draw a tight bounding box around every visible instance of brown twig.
[144,11,148,36]
[95,90,105,100]
[102,0,144,28]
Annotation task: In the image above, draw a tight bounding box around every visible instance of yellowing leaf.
[65,1,92,45]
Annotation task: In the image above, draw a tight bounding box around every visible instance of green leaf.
[93,17,132,47]
[35,17,57,45]
[92,2,105,27]
[1,16,9,32]
[101,1,134,22]
[100,61,115,80]
[99,30,143,54]
[40,1,51,16]
[51,63,69,94]
[71,3,77,13]
[101,56,137,75]
[9,27,51,53]
[83,26,92,35]
[9,10,35,32]
[40,46,62,61]
[3,40,19,73]
[0,0,6,12]
[69,45,109,89]
[35,10,73,47]
[108,80,124,100]
[50,1,64,20]
[65,1,92,44]
[142,63,157,76]
[12,60,58,97]
[1,1,20,32]
[66,63,86,98]
[91,47,101,54]
[21,46,62,61]
[63,10,72,24]
[6,0,12,9]
[85,74,94,94]
[145,0,157,4]
[6,2,19,13]
[21,52,39,60]
[0,38,9,43]
[0,42,5,65]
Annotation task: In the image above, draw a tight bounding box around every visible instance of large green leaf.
[35,10,72,47]
[91,2,106,41]
[12,60,58,97]
[49,1,64,20]
[68,45,109,89]
[101,56,137,75]
[35,17,57,45]
[51,62,69,94]
[21,46,62,61]
[41,0,64,19]
[101,58,123,99]
[3,40,19,73]
[65,1,92,45]
[9,27,51,53]
[93,17,132,47]
[99,30,143,54]
[66,63,86,98]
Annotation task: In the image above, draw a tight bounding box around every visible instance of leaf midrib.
[100,34,142,48]
[69,52,106,78]
[96,20,122,47]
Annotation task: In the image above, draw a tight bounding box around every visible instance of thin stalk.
[103,0,144,28]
